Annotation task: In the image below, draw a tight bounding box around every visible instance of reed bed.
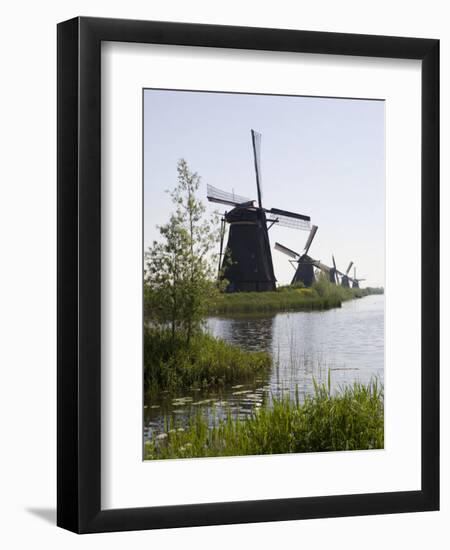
[144,328,271,394]
[144,378,384,459]
[207,284,383,316]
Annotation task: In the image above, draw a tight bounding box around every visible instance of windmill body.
[329,255,339,285]
[329,269,338,284]
[207,130,311,293]
[340,262,353,288]
[292,254,316,287]
[352,267,365,289]
[223,205,276,292]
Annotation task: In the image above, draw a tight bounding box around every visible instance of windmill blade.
[303,225,318,255]
[345,261,354,276]
[274,242,300,259]
[312,260,330,273]
[266,207,311,231]
[217,216,227,281]
[332,255,337,271]
[352,267,367,282]
[207,184,253,208]
[251,129,263,209]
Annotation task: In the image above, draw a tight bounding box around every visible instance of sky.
[143,89,385,287]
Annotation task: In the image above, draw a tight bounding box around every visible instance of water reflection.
[144,295,384,440]
[208,314,274,353]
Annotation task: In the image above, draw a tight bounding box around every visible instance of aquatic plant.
[144,327,271,394]
[144,379,384,459]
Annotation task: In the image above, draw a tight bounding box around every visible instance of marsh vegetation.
[144,379,384,459]
[144,328,271,394]
[207,280,384,316]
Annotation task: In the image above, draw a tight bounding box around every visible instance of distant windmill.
[340,261,354,288]
[207,129,311,292]
[352,267,366,288]
[274,225,320,287]
[330,254,339,284]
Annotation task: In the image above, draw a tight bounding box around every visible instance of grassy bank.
[144,379,384,459]
[144,328,271,394]
[207,281,384,316]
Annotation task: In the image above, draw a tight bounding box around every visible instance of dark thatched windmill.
[207,130,311,292]
[352,267,366,288]
[274,225,320,287]
[340,261,354,288]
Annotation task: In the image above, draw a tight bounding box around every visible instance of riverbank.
[144,379,384,459]
[144,328,272,394]
[207,282,384,316]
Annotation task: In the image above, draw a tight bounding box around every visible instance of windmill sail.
[266,208,311,231]
[251,129,263,208]
[206,184,252,207]
[312,260,331,273]
[304,225,318,254]
[217,216,227,280]
[274,242,300,259]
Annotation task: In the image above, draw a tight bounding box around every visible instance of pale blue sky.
[144,89,385,287]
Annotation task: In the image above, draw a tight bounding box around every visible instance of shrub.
[144,327,271,394]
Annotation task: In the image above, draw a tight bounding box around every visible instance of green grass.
[144,328,271,394]
[144,378,384,459]
[207,280,384,316]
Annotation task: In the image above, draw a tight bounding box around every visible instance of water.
[144,294,384,440]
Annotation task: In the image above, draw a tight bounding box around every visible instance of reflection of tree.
[220,315,275,354]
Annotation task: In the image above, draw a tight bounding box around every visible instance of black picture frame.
[57,16,439,534]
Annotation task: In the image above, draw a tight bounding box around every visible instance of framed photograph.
[57,17,439,533]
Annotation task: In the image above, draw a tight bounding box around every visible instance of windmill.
[274,225,320,287]
[329,254,339,284]
[352,267,366,288]
[340,261,354,288]
[207,129,311,292]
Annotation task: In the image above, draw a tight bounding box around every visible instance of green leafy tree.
[145,159,221,344]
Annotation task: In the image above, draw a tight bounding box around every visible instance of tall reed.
[145,379,384,459]
[144,327,271,394]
